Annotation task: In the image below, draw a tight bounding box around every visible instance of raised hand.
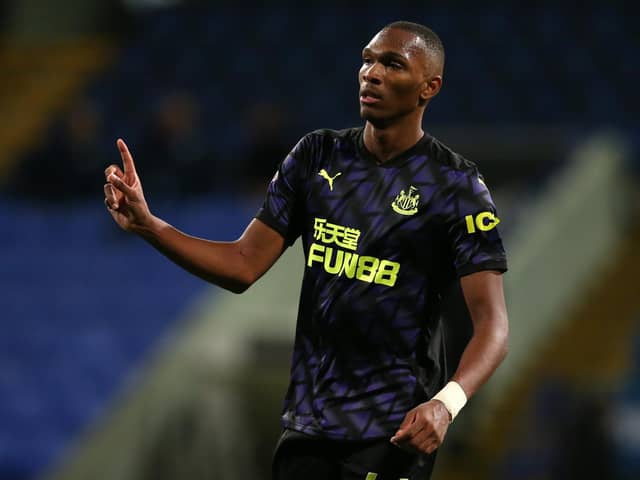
[104,139,152,232]
[390,400,450,455]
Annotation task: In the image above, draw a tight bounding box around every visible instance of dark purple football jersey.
[256,127,507,440]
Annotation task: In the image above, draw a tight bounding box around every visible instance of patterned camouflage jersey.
[256,127,507,439]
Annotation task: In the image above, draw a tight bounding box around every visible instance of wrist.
[132,213,163,238]
[432,381,467,423]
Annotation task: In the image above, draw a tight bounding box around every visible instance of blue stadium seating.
[0,197,255,478]
[83,4,635,160]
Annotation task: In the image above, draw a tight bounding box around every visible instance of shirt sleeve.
[255,136,309,246]
[444,169,508,277]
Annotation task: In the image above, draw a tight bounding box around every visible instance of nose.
[362,62,383,85]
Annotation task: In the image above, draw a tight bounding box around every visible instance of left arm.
[391,270,508,454]
[452,270,509,395]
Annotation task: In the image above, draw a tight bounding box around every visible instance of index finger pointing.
[117,138,137,175]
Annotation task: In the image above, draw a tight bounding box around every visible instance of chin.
[360,105,384,121]
[360,109,391,128]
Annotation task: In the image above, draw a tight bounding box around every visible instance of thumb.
[391,409,416,442]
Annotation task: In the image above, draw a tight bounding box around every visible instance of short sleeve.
[444,170,508,277]
[255,136,310,246]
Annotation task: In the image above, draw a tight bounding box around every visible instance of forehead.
[363,28,427,60]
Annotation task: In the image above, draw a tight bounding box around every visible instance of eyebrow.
[361,48,408,62]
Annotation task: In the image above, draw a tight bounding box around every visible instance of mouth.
[359,88,382,105]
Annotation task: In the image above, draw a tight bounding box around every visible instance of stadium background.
[0,1,638,479]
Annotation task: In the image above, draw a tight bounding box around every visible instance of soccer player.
[104,21,508,480]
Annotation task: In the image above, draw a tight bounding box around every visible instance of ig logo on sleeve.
[465,212,500,233]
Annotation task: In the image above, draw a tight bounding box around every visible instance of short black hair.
[384,21,445,67]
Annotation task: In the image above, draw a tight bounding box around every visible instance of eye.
[362,57,373,65]
[389,61,403,70]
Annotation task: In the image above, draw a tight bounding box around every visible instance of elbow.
[500,336,509,363]
[226,269,259,294]
[227,282,250,294]
[498,319,509,363]
[226,277,252,294]
[226,241,267,294]
[477,312,509,364]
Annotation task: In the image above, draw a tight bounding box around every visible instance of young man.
[104,21,508,480]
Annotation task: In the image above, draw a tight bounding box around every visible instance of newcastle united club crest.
[391,186,420,216]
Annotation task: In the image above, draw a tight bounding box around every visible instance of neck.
[363,115,424,164]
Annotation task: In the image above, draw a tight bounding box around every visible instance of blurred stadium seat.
[0,198,254,477]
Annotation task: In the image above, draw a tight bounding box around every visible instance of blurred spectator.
[497,381,616,480]
[611,327,640,478]
[8,99,108,201]
[0,0,9,36]
[238,102,292,196]
[497,380,573,479]
[551,393,614,480]
[121,0,184,12]
[136,90,212,197]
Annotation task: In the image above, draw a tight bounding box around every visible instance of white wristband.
[432,381,467,422]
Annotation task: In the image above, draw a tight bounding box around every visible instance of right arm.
[104,139,285,293]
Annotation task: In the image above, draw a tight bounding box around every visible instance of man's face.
[358,28,438,126]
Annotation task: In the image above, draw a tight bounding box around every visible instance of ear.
[419,75,443,104]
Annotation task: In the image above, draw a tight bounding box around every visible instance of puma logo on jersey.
[318,169,341,191]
